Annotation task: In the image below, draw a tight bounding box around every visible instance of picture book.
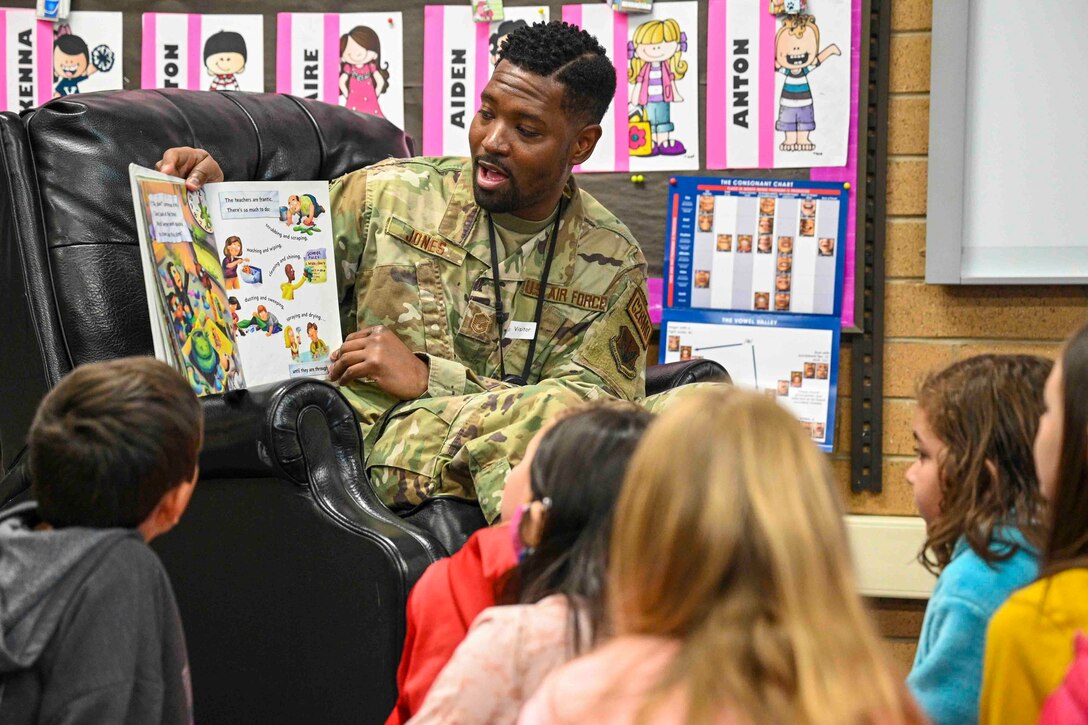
[129,164,343,396]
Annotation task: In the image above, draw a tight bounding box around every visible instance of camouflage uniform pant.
[341,379,721,523]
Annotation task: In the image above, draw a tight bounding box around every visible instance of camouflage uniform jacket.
[332,156,652,417]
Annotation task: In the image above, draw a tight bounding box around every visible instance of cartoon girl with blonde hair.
[627,19,688,157]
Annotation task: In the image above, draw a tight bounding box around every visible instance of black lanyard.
[486,196,566,386]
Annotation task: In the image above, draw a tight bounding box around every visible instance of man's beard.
[472,158,522,214]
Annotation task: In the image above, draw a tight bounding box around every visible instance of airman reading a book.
[157,21,697,522]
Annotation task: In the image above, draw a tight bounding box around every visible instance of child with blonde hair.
[521,389,922,724]
[905,354,1051,724]
[981,326,1088,723]
[627,18,688,156]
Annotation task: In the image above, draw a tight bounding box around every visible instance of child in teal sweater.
[905,354,1051,725]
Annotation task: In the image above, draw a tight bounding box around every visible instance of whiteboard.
[926,1,1088,284]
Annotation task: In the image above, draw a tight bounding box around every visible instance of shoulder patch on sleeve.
[625,287,653,348]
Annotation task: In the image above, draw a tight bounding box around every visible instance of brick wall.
[843,0,1087,670]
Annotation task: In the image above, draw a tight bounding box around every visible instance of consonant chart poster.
[660,309,841,451]
[664,176,848,317]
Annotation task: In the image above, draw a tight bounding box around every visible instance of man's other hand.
[328,326,429,400]
[155,147,225,191]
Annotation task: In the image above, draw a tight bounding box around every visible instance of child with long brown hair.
[409,401,653,724]
[981,325,1088,723]
[521,389,921,725]
[905,354,1051,725]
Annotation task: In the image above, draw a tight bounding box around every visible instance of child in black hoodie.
[0,357,201,724]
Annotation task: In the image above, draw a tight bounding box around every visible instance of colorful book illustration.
[129,165,342,396]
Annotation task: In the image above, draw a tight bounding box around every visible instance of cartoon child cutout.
[281,263,306,301]
[489,20,528,66]
[52,27,113,98]
[222,236,248,291]
[628,19,688,157]
[307,322,329,361]
[774,14,840,152]
[204,31,247,92]
[339,26,391,118]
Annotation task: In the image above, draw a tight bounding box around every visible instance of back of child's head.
[511,399,653,650]
[29,357,203,529]
[1043,323,1088,575]
[608,388,910,725]
[915,354,1051,572]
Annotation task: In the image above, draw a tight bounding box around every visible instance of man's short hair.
[203,30,247,62]
[30,357,203,529]
[497,20,616,126]
[54,34,89,60]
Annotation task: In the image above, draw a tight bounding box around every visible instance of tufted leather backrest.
[0,89,412,472]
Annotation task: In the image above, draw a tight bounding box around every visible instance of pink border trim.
[422,6,444,155]
[563,5,583,172]
[757,10,776,169]
[35,19,50,106]
[323,14,339,104]
[612,12,629,173]
[276,14,291,94]
[705,0,727,168]
[475,20,489,113]
[187,14,201,91]
[812,0,863,328]
[0,12,8,110]
[141,13,156,89]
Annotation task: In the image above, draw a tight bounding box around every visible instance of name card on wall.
[276,12,404,129]
[562,1,700,173]
[141,13,264,93]
[421,4,548,157]
[0,9,121,111]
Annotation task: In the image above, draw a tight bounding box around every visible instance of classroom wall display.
[705,0,852,169]
[660,310,841,452]
[422,4,549,157]
[141,13,265,93]
[664,176,848,318]
[0,9,122,111]
[276,12,404,129]
[562,0,699,173]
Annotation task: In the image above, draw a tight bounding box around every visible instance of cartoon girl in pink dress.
[338,26,391,119]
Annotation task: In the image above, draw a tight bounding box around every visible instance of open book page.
[206,181,343,386]
[129,165,247,396]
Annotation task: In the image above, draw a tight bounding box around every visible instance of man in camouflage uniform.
[159,22,704,523]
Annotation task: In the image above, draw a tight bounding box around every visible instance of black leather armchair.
[0,88,726,722]
[0,89,445,723]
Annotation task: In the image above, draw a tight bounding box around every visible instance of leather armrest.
[646,359,731,396]
[199,378,447,564]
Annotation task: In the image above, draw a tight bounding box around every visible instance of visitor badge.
[505,321,537,340]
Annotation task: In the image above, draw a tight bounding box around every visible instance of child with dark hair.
[339,26,390,117]
[0,357,202,724]
[489,19,528,66]
[53,34,95,97]
[204,30,247,92]
[404,401,653,724]
[905,354,1052,725]
[981,324,1088,723]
